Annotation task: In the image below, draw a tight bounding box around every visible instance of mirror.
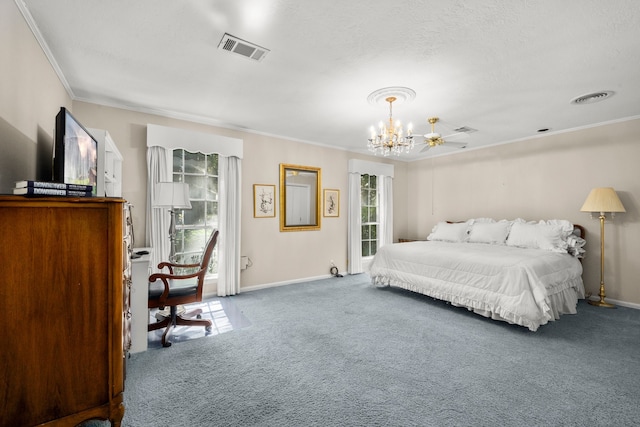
[279,164,321,231]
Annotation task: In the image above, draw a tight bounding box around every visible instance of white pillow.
[468,221,511,245]
[470,217,495,224]
[427,222,470,242]
[539,219,574,239]
[506,222,569,252]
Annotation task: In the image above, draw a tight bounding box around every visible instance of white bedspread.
[368,241,585,331]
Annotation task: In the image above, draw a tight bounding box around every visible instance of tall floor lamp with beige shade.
[154,182,192,262]
[580,187,626,308]
[153,182,192,318]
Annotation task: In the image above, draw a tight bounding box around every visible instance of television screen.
[53,107,98,195]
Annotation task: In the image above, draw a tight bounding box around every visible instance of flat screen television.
[53,107,98,195]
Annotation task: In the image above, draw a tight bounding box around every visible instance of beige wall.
[0,1,71,191]
[407,118,640,305]
[71,101,407,291]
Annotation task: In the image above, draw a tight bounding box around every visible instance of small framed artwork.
[253,184,276,218]
[323,189,340,217]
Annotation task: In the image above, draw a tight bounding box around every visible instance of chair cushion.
[148,278,199,301]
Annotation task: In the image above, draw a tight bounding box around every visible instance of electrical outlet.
[330,260,335,267]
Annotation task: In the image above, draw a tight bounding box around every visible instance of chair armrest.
[156,261,201,274]
[148,269,203,305]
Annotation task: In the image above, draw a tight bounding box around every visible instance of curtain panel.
[379,175,393,248]
[347,172,363,274]
[217,156,242,296]
[146,146,172,273]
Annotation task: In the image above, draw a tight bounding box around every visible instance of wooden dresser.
[0,196,132,427]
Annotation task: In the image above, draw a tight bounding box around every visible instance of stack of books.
[14,180,94,197]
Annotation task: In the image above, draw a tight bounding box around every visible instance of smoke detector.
[218,33,269,62]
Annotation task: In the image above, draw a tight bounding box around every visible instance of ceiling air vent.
[453,126,478,134]
[218,33,269,62]
[570,91,614,105]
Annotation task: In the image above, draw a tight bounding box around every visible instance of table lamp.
[580,187,625,308]
[153,182,192,261]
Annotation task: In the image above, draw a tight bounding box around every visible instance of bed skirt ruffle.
[372,275,583,332]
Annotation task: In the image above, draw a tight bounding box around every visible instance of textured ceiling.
[17,0,640,160]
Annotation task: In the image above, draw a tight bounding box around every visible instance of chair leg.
[148,306,177,347]
[148,305,213,347]
[176,308,213,332]
[148,310,171,332]
[160,322,174,348]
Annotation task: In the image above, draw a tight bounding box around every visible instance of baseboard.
[587,295,640,310]
[201,274,345,299]
[220,277,640,310]
[241,274,335,293]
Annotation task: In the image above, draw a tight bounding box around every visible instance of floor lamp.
[580,187,625,308]
[153,182,192,318]
[153,182,192,262]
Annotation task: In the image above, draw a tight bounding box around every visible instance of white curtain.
[217,155,242,296]
[347,172,363,274]
[379,175,393,248]
[146,146,171,272]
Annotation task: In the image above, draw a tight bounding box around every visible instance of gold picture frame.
[253,184,276,218]
[323,189,340,217]
[279,164,321,231]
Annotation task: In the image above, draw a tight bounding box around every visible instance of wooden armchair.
[148,229,219,347]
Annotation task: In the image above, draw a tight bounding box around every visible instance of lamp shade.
[153,182,192,209]
[580,187,625,214]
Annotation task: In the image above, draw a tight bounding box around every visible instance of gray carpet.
[108,274,639,426]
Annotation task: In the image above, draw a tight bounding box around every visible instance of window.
[172,149,219,274]
[361,174,378,257]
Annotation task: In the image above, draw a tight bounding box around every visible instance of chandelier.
[367,96,414,156]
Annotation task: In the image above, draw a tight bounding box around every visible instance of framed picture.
[253,184,276,218]
[323,189,340,217]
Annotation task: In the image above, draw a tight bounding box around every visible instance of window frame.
[360,173,379,259]
[172,149,219,276]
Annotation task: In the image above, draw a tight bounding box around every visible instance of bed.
[368,219,586,331]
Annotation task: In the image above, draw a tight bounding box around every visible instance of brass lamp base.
[588,299,616,308]
[588,282,617,308]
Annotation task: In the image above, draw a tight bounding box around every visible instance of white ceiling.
[17,0,640,160]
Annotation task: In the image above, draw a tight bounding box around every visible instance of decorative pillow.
[506,222,569,252]
[427,222,470,242]
[540,219,574,238]
[468,221,512,245]
[469,217,496,224]
[512,217,536,225]
[566,234,587,258]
